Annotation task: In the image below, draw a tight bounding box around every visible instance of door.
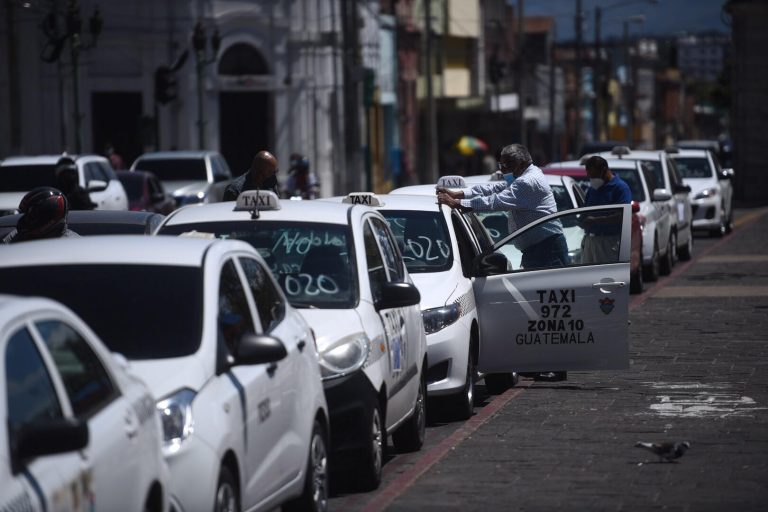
[220,92,271,176]
[218,260,281,506]
[474,205,632,373]
[33,319,141,510]
[91,92,143,166]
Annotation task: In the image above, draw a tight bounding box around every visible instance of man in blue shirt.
[581,156,632,264]
[437,144,568,270]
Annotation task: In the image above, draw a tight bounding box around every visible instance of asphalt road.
[327,206,768,512]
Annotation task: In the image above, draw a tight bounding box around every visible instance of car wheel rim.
[215,480,236,512]
[311,432,328,512]
[371,408,383,475]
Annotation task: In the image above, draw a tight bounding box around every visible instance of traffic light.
[154,66,178,105]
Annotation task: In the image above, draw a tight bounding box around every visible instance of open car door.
[472,204,632,373]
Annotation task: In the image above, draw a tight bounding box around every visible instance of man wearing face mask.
[581,155,632,264]
[437,143,568,270]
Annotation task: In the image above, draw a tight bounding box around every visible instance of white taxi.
[0,237,329,512]
[155,191,428,491]
[0,294,169,512]
[327,190,494,420]
[394,178,636,391]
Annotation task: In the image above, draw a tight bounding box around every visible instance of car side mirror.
[720,169,734,180]
[234,333,287,366]
[87,179,108,192]
[12,418,88,474]
[375,282,421,311]
[652,188,673,202]
[473,252,508,276]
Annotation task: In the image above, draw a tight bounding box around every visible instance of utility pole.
[574,0,583,152]
[425,0,438,183]
[341,0,362,192]
[516,0,526,146]
[549,31,556,162]
[593,6,602,141]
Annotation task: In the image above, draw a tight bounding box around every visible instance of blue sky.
[518,0,730,41]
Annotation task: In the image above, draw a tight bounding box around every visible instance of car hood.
[164,181,210,197]
[122,354,208,401]
[410,271,459,310]
[298,309,364,352]
[683,177,717,196]
[0,192,26,213]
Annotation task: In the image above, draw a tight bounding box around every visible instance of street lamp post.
[623,15,645,147]
[40,0,102,153]
[191,20,221,150]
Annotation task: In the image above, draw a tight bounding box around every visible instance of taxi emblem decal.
[599,297,615,315]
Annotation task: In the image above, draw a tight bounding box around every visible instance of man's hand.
[435,187,464,199]
[437,192,472,211]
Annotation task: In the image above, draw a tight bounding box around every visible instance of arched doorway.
[218,43,272,174]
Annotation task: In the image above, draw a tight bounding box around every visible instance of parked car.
[0,236,329,512]
[0,209,166,240]
[0,154,129,215]
[326,190,493,417]
[669,148,734,236]
[117,170,176,214]
[597,147,694,263]
[131,151,233,207]
[156,191,427,490]
[544,160,652,291]
[0,294,169,511]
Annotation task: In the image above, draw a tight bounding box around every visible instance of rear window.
[134,158,208,181]
[0,164,57,192]
[0,265,203,359]
[673,157,714,179]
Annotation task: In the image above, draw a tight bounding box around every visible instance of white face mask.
[590,178,605,190]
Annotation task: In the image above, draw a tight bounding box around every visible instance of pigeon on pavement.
[635,441,691,463]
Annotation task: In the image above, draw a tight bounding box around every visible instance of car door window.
[370,217,405,282]
[99,162,117,181]
[363,221,388,302]
[36,320,118,418]
[451,214,476,277]
[6,327,63,433]
[463,212,495,252]
[239,257,285,333]
[84,162,107,184]
[219,260,257,353]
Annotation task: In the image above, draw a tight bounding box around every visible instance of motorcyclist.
[54,156,97,210]
[283,153,320,199]
[2,187,80,244]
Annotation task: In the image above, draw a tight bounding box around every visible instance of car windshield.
[379,211,452,273]
[673,157,713,179]
[0,164,57,192]
[159,221,356,309]
[134,158,208,181]
[0,265,203,359]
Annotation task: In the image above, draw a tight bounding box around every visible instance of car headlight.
[318,333,371,380]
[421,303,461,334]
[694,187,718,200]
[156,388,196,453]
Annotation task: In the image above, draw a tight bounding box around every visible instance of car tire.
[725,208,734,234]
[213,465,239,512]
[284,420,329,512]
[450,348,476,421]
[392,373,426,453]
[484,373,518,394]
[659,232,675,276]
[643,238,660,282]
[630,263,644,294]
[678,233,693,261]
[357,402,385,491]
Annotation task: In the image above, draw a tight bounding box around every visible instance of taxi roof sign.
[436,175,466,189]
[343,192,384,207]
[234,190,281,215]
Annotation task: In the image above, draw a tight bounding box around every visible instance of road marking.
[640,382,767,418]
[358,381,532,512]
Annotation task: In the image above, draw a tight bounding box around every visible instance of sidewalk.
[386,208,768,511]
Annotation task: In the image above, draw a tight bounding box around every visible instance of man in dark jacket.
[223,151,280,201]
[54,157,96,210]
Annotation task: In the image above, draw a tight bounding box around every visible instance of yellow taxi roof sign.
[436,175,466,189]
[343,192,384,207]
[234,190,281,212]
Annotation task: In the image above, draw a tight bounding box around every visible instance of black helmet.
[16,187,69,239]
